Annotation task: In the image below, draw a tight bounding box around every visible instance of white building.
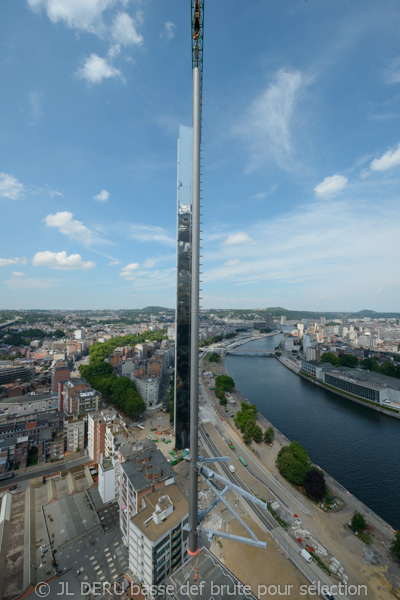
[74,329,85,340]
[64,417,85,453]
[132,375,161,408]
[119,441,175,544]
[98,457,116,504]
[128,484,188,588]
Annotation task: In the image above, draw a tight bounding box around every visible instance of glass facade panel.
[175,125,193,450]
[324,374,380,402]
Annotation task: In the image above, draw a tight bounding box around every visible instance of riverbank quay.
[277,355,400,420]
[201,350,400,598]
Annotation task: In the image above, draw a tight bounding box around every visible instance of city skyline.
[1,1,400,311]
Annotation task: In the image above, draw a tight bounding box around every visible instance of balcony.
[171,538,181,552]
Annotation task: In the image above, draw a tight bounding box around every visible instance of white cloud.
[385,58,400,84]
[76,53,123,84]
[0,257,27,267]
[28,90,43,123]
[120,262,140,280]
[314,174,348,198]
[31,185,64,198]
[11,272,25,277]
[223,232,253,246]
[112,12,143,46]
[129,225,175,246]
[202,197,400,305]
[224,259,241,266]
[27,0,116,34]
[120,267,175,290]
[161,22,175,41]
[108,44,121,60]
[4,277,59,290]
[370,144,400,172]
[44,211,98,246]
[32,251,96,270]
[94,189,110,202]
[0,173,24,200]
[108,259,120,266]
[236,69,306,171]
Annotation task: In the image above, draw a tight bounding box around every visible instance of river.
[225,333,400,529]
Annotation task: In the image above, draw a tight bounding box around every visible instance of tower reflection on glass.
[175,125,193,451]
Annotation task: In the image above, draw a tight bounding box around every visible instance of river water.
[225,333,400,529]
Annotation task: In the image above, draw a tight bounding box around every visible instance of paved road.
[0,454,89,489]
[199,357,349,600]
[199,422,349,600]
[199,375,309,516]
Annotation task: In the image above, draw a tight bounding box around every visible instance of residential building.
[51,359,70,393]
[132,375,160,408]
[87,412,107,463]
[98,456,116,503]
[62,379,101,416]
[64,416,85,453]
[119,440,175,544]
[128,484,188,587]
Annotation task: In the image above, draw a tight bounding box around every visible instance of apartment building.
[132,375,161,408]
[98,456,116,504]
[61,379,101,416]
[87,412,107,463]
[51,360,70,393]
[119,440,175,544]
[128,484,188,587]
[64,416,85,453]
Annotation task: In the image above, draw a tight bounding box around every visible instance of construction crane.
[188,0,204,560]
[187,0,267,567]
[192,0,204,72]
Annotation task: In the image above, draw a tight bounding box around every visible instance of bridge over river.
[204,347,276,357]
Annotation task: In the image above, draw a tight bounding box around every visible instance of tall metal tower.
[186,1,267,567]
[188,0,204,558]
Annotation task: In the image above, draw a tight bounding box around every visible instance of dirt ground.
[210,517,318,600]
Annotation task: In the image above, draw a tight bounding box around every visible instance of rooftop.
[166,547,256,600]
[120,441,174,491]
[329,367,400,391]
[130,483,188,542]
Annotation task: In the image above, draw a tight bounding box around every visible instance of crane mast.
[186,0,267,568]
[188,0,204,558]
[192,0,204,73]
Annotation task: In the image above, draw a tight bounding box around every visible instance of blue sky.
[1,0,400,311]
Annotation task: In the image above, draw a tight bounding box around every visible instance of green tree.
[214,387,226,402]
[320,352,340,367]
[53,329,65,338]
[289,441,310,466]
[338,354,358,368]
[252,425,263,443]
[351,511,367,532]
[215,375,235,391]
[264,427,274,443]
[360,358,380,371]
[277,452,307,486]
[207,352,220,363]
[391,531,400,561]
[304,468,326,500]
